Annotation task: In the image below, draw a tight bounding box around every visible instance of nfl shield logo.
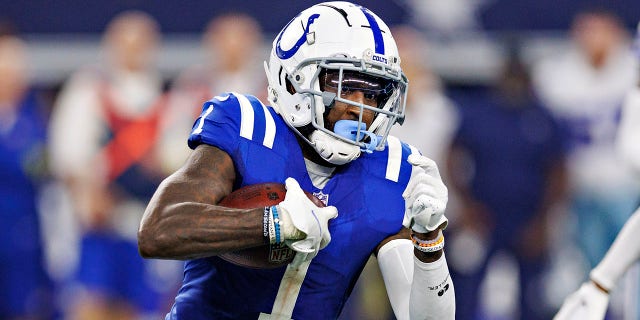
[313,191,329,206]
[269,243,294,263]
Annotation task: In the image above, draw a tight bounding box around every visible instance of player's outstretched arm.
[138,144,266,260]
[555,206,640,320]
[377,154,455,320]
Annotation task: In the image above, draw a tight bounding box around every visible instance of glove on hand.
[402,154,448,233]
[554,281,609,320]
[276,177,338,266]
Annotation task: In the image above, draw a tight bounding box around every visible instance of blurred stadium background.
[5,0,639,87]
[1,0,640,319]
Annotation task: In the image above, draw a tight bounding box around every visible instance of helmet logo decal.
[359,7,385,54]
[276,13,321,60]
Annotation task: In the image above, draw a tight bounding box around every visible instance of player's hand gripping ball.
[278,177,338,267]
[218,182,330,268]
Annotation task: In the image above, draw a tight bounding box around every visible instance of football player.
[138,2,455,319]
[554,21,640,320]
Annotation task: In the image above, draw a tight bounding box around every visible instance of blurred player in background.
[0,33,55,320]
[554,207,640,320]
[554,21,640,320]
[48,10,181,319]
[532,8,639,318]
[446,45,568,320]
[158,12,267,174]
[389,24,458,169]
[138,2,455,319]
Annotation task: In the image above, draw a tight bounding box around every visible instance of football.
[218,182,325,269]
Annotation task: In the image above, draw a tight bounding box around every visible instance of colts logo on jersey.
[313,191,329,206]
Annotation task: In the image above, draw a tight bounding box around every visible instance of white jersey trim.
[261,101,276,149]
[386,136,402,182]
[234,92,276,150]
[385,136,419,182]
[236,93,255,141]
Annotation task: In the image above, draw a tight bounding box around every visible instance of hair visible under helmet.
[264,1,408,165]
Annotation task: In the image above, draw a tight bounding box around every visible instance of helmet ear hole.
[285,78,296,95]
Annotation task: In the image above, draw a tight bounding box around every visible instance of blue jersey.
[168,93,417,319]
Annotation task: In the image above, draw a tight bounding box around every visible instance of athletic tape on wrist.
[411,230,444,253]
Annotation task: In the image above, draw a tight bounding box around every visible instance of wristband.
[263,207,270,241]
[590,277,611,294]
[272,206,282,244]
[267,207,276,244]
[267,206,283,244]
[411,230,444,253]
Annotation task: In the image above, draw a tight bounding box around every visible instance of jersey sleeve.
[188,93,243,155]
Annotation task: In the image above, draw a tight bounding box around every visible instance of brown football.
[217,182,325,269]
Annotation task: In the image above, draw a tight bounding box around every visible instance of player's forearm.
[138,201,266,260]
[138,174,265,260]
[410,253,455,320]
[590,207,640,290]
[378,232,454,320]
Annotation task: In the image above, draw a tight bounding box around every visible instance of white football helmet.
[264,1,408,165]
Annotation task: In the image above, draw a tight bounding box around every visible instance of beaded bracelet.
[272,206,281,244]
[266,206,277,244]
[410,229,444,253]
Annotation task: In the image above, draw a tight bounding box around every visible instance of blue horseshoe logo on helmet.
[276,13,321,59]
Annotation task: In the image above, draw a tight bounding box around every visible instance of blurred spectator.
[554,25,640,315]
[159,12,267,173]
[532,9,640,319]
[446,45,568,320]
[48,10,181,319]
[390,25,459,168]
[0,34,55,319]
[400,0,489,36]
[175,11,266,99]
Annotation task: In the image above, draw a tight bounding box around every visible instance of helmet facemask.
[280,56,408,163]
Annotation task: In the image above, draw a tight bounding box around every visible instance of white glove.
[402,154,448,233]
[554,281,610,320]
[276,177,338,266]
